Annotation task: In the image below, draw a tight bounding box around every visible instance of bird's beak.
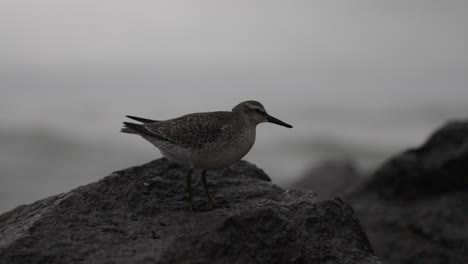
[266,114,293,128]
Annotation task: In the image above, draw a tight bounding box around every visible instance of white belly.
[192,133,256,169]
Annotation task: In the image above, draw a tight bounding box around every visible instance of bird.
[121,100,292,210]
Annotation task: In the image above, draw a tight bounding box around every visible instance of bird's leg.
[201,170,214,210]
[186,168,193,210]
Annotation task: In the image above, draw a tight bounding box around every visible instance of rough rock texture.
[289,159,362,198]
[348,120,468,264]
[0,159,380,264]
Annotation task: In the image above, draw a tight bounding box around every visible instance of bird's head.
[232,100,293,128]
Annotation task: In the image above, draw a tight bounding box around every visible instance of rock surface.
[0,159,380,264]
[348,120,468,264]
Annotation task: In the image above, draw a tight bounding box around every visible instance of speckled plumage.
[137,111,256,169]
[121,100,292,209]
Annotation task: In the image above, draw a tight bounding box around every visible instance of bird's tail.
[121,115,158,134]
[121,122,144,135]
[120,122,156,138]
[120,126,137,134]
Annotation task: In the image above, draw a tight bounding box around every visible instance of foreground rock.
[0,159,379,264]
[348,120,468,264]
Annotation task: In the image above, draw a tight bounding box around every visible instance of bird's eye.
[255,109,262,113]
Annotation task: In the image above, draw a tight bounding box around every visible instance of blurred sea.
[1,0,468,213]
[1,66,467,213]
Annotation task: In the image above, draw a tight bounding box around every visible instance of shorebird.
[121,100,292,210]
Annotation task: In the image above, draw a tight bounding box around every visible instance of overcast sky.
[1,0,467,71]
[1,0,467,138]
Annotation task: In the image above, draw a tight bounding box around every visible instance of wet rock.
[0,159,380,264]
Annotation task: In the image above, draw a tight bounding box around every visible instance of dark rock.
[0,159,380,264]
[348,120,468,264]
[364,121,468,199]
[290,159,362,198]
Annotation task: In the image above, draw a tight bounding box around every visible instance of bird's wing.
[143,111,234,149]
[126,115,159,123]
